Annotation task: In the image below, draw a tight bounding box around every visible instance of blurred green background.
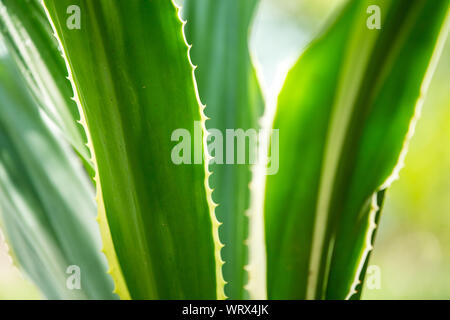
[0,0,448,299]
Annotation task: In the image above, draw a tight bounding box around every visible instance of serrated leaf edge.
[346,7,450,300]
[172,0,226,300]
[41,0,130,300]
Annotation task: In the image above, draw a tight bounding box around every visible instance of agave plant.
[0,0,448,300]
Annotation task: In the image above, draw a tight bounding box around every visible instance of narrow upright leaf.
[183,0,265,299]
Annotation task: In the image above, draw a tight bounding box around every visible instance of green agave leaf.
[0,48,115,299]
[349,189,385,300]
[0,0,92,171]
[43,0,221,299]
[265,0,450,299]
[183,0,265,299]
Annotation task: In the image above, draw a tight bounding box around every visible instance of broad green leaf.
[265,0,450,299]
[43,0,221,299]
[0,48,115,300]
[0,0,92,171]
[183,0,265,299]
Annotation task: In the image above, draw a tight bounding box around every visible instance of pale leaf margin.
[40,0,130,299]
[42,0,226,300]
[345,7,450,300]
[172,0,226,300]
